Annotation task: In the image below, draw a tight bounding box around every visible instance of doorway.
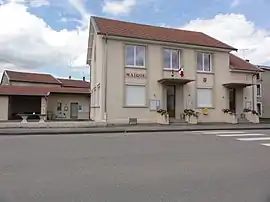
[229,88,236,113]
[70,103,78,119]
[166,85,176,118]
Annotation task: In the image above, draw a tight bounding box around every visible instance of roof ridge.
[5,69,52,76]
[92,16,203,34]
[58,78,89,82]
[92,16,237,51]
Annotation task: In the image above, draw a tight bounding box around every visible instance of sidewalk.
[0,123,270,135]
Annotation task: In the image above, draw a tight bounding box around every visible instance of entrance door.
[70,103,78,119]
[166,85,176,118]
[229,88,236,113]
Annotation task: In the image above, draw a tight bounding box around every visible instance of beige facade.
[47,94,90,120]
[1,73,9,85]
[258,68,270,118]
[0,96,9,120]
[88,18,260,124]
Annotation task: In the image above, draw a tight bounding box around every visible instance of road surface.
[0,130,270,202]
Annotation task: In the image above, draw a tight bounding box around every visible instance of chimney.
[245,59,250,63]
[69,76,71,79]
[83,76,85,81]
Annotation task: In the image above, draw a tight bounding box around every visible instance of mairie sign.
[125,72,146,78]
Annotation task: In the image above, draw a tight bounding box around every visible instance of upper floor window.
[257,84,262,97]
[256,73,261,80]
[125,45,145,67]
[197,52,212,72]
[163,49,180,70]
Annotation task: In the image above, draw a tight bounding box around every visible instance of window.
[57,102,62,111]
[197,52,212,72]
[163,49,180,70]
[197,88,213,108]
[125,85,146,107]
[257,84,262,97]
[78,104,83,112]
[257,102,262,116]
[125,45,145,67]
[256,73,261,80]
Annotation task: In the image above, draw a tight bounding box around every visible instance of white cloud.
[182,14,270,65]
[231,0,240,7]
[67,0,90,26]
[0,1,90,76]
[102,0,136,15]
[4,0,50,7]
[29,0,50,7]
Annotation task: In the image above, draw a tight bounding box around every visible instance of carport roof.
[0,86,90,96]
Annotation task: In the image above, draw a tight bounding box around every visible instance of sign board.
[149,99,160,111]
[125,72,146,79]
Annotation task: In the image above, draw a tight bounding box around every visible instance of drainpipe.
[103,33,109,122]
[252,71,258,110]
[88,64,91,120]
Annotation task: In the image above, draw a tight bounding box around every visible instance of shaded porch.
[223,82,255,122]
[158,78,194,122]
[8,95,46,122]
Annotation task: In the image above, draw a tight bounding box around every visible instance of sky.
[0,0,269,80]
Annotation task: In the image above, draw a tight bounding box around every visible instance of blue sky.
[0,0,269,80]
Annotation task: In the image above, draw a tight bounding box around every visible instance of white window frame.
[197,52,212,73]
[125,45,146,68]
[124,84,146,107]
[196,88,213,108]
[163,49,181,70]
[257,102,263,116]
[257,84,262,97]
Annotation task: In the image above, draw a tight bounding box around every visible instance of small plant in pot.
[157,109,169,116]
[183,109,199,124]
[157,109,169,124]
[222,109,237,124]
[243,108,259,116]
[222,109,235,115]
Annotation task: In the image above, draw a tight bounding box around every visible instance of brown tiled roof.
[229,54,263,72]
[0,86,49,96]
[51,87,90,94]
[93,16,237,50]
[58,78,90,88]
[0,86,90,96]
[5,70,61,85]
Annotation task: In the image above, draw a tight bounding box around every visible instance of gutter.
[102,33,109,122]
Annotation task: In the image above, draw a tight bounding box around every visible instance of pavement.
[0,123,270,135]
[1,129,270,202]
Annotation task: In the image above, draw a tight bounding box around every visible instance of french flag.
[179,67,184,77]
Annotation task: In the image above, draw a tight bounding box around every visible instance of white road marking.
[194,131,245,134]
[261,143,270,147]
[217,133,266,137]
[237,137,270,141]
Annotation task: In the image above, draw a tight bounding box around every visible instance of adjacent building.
[0,70,90,121]
[256,66,270,118]
[87,16,262,124]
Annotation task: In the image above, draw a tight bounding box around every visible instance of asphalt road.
[1,130,270,202]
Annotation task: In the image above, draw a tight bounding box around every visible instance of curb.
[0,126,270,136]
